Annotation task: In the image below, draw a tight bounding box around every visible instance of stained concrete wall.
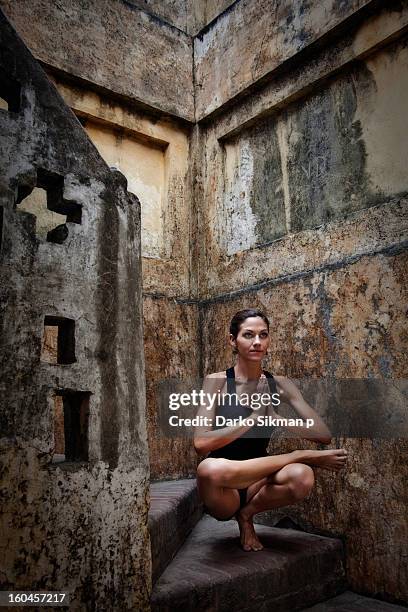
[0,0,194,121]
[2,0,408,603]
[0,11,150,609]
[196,4,408,604]
[220,40,408,256]
[49,76,197,480]
[124,0,237,35]
[194,0,375,119]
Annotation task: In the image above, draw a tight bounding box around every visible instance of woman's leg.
[236,463,315,551]
[196,453,299,521]
[196,449,346,547]
[196,450,306,521]
[196,448,346,505]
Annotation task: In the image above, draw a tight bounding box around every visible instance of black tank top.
[207,367,277,461]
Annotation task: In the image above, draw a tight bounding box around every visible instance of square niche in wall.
[82,119,167,259]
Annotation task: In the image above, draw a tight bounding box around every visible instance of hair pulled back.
[229,308,270,339]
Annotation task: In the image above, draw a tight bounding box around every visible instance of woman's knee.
[196,458,236,486]
[285,463,315,502]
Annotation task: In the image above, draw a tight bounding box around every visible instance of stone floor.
[301,590,408,611]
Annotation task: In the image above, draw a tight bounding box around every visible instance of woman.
[194,308,347,552]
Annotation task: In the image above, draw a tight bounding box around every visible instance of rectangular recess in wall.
[52,391,90,463]
[41,316,76,364]
[0,68,21,112]
[81,119,166,258]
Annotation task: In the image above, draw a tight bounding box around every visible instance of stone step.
[151,514,347,612]
[149,478,203,584]
[301,590,408,611]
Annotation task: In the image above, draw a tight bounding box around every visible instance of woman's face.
[230,316,270,361]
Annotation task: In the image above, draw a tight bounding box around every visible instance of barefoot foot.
[300,448,348,472]
[236,510,264,551]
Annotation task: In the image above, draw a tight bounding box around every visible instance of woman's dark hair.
[229,308,270,339]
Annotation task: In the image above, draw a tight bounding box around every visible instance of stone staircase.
[149,480,407,612]
[150,479,344,611]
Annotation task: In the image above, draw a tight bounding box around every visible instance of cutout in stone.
[52,391,90,463]
[16,168,82,243]
[41,316,76,364]
[0,68,21,112]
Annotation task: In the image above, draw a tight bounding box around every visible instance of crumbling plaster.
[52,78,192,297]
[199,249,408,600]
[194,0,375,119]
[0,0,194,121]
[1,0,407,604]
[0,11,150,609]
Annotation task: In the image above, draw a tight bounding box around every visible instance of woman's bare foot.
[297,448,348,471]
[236,509,264,551]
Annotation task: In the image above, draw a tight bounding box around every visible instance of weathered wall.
[125,0,191,33]
[199,10,408,297]
[195,0,380,119]
[143,297,199,479]
[50,76,197,480]
[124,0,237,35]
[0,0,194,121]
[198,249,408,602]
[2,0,408,603]
[53,77,191,288]
[196,5,408,604]
[0,11,150,610]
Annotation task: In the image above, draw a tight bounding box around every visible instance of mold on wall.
[196,9,408,603]
[50,77,197,479]
[223,120,286,255]
[2,0,408,603]
[205,34,408,297]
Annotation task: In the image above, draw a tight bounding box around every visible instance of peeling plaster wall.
[0,12,150,609]
[0,0,194,121]
[1,0,408,602]
[197,8,408,604]
[199,250,408,602]
[219,40,408,256]
[50,78,197,479]
[194,0,373,119]
[201,32,408,297]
